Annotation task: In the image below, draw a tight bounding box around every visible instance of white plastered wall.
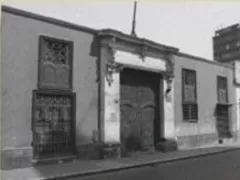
[236,88,240,137]
[104,50,176,143]
[234,61,240,139]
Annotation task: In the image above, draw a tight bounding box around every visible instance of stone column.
[104,73,120,143]
[163,78,176,140]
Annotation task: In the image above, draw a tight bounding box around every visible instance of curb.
[41,147,240,180]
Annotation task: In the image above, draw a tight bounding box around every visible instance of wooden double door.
[120,68,161,155]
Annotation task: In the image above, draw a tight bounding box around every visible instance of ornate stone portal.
[106,60,124,86]
[99,30,178,157]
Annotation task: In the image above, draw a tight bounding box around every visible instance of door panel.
[120,71,141,153]
[141,107,155,149]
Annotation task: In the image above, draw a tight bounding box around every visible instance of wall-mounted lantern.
[166,75,173,92]
[164,72,174,102]
[164,52,174,98]
[104,36,124,86]
[106,61,124,86]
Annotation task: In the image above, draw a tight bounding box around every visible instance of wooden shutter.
[217,76,228,104]
[183,69,196,103]
[182,69,198,122]
[38,36,73,90]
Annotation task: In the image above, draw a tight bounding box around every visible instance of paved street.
[68,149,240,180]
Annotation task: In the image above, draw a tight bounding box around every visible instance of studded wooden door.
[120,68,159,155]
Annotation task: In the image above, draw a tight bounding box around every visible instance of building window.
[217,76,228,104]
[32,90,76,159]
[33,36,75,159]
[216,76,230,139]
[182,69,198,122]
[38,36,73,90]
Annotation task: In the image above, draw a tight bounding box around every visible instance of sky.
[3,0,240,60]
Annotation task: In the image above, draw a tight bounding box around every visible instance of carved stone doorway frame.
[98,32,178,154]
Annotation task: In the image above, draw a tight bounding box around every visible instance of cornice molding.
[98,29,179,55]
[2,5,98,35]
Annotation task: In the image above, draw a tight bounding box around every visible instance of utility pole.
[131,1,138,37]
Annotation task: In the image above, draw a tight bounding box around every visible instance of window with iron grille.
[182,69,198,122]
[32,90,76,159]
[217,76,228,104]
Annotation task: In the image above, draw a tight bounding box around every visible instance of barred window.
[182,69,198,122]
[183,104,198,122]
[217,76,228,104]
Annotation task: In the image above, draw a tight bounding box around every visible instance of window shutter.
[184,85,195,102]
[217,76,228,104]
[183,104,198,122]
[39,36,73,90]
[182,69,198,122]
[219,89,227,103]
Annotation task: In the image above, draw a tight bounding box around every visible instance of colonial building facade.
[2,6,240,170]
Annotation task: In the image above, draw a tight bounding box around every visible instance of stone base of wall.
[102,143,121,159]
[177,133,218,149]
[1,143,121,170]
[76,143,120,160]
[3,132,238,170]
[76,143,103,160]
[1,147,77,170]
[1,147,33,170]
[177,131,240,149]
[155,138,178,152]
[232,131,240,141]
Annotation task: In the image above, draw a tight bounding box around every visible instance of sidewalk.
[3,141,240,180]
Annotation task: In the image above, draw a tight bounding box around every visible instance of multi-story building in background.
[213,23,240,64]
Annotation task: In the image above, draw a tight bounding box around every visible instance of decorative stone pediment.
[98,29,178,87]
[106,60,124,86]
[101,37,124,86]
